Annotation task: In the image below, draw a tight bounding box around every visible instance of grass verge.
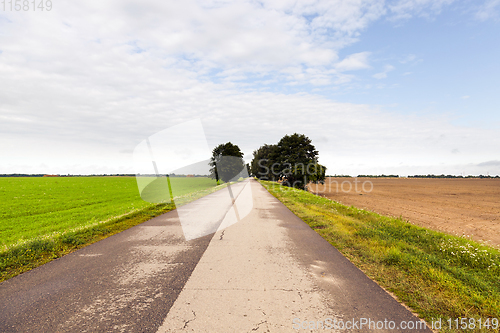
[0,203,174,282]
[0,181,232,283]
[261,181,500,332]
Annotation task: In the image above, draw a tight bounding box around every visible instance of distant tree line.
[408,174,499,178]
[251,133,326,190]
[324,174,500,178]
[356,174,400,178]
[0,174,46,177]
[326,174,352,178]
[0,174,137,177]
[0,173,227,178]
[137,174,209,177]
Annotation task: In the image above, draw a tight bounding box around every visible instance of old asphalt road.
[0,179,431,332]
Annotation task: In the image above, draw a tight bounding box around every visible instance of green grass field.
[0,176,218,281]
[261,181,500,332]
[0,176,217,250]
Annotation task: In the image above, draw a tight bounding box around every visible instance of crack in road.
[250,320,267,332]
[182,310,196,329]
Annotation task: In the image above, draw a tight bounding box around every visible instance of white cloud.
[399,54,418,63]
[477,160,500,167]
[1,68,498,175]
[399,54,422,66]
[373,64,395,79]
[388,0,458,20]
[373,72,388,79]
[461,95,470,99]
[92,0,380,82]
[1,0,499,175]
[335,52,371,71]
[475,0,500,20]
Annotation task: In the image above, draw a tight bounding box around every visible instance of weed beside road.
[261,181,500,332]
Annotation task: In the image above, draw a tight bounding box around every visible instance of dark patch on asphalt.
[0,210,215,333]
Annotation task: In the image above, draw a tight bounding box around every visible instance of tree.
[251,133,326,190]
[251,144,279,180]
[308,163,327,184]
[209,142,245,182]
[276,133,322,189]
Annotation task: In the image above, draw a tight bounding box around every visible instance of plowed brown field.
[309,177,500,248]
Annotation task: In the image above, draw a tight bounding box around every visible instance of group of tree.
[250,133,326,190]
[208,134,325,190]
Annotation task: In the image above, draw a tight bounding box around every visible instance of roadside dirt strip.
[0,179,431,332]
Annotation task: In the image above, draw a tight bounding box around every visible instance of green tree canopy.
[276,133,320,189]
[251,133,326,189]
[250,144,279,180]
[209,142,245,182]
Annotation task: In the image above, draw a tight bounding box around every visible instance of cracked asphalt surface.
[1,179,431,332]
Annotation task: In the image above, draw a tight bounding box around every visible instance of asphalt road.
[0,179,431,332]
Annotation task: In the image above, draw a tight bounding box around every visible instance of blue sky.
[334,12,500,126]
[1,0,499,176]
